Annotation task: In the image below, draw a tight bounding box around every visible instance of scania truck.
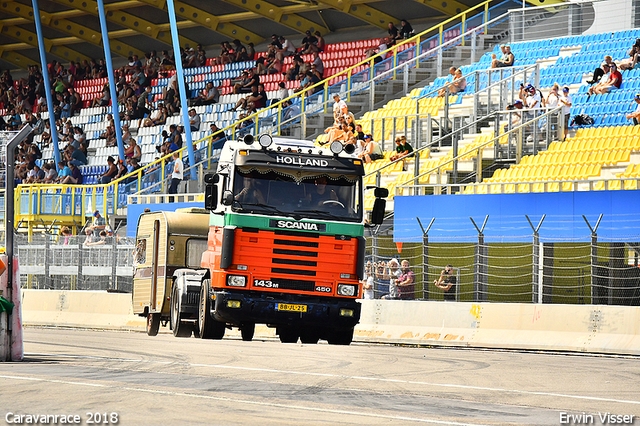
[133,135,386,344]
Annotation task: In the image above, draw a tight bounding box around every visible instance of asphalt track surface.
[0,328,639,426]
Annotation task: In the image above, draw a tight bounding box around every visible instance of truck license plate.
[276,303,307,312]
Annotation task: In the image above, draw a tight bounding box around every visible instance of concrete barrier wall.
[20,290,640,355]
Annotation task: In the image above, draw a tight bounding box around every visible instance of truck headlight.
[227,275,247,287]
[337,284,356,296]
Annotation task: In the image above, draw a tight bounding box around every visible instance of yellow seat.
[547,182,559,192]
[561,182,574,192]
[517,183,531,193]
[624,179,639,190]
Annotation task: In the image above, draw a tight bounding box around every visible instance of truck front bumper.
[211,290,361,329]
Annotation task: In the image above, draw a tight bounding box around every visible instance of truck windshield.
[233,170,362,222]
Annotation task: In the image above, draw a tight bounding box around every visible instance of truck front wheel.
[241,323,255,341]
[171,284,194,338]
[278,326,299,343]
[198,280,226,339]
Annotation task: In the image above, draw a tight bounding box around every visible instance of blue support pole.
[166,0,197,180]
[31,0,61,168]
[96,0,125,161]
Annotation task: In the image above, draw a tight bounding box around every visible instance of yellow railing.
[17,0,502,217]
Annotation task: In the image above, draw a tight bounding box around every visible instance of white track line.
[0,374,487,426]
[23,352,640,406]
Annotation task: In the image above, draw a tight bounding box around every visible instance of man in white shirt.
[168,152,183,194]
[559,87,573,140]
[626,93,640,126]
[332,94,348,123]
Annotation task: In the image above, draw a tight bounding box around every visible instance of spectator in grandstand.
[209,123,226,145]
[275,82,289,102]
[192,82,220,106]
[89,210,107,236]
[234,69,260,94]
[620,39,640,71]
[247,42,256,61]
[170,123,183,148]
[168,151,183,195]
[559,87,572,140]
[101,118,116,147]
[438,67,466,97]
[387,22,400,41]
[124,158,143,185]
[65,145,87,167]
[254,57,267,75]
[360,135,384,163]
[100,156,118,184]
[332,94,348,124]
[365,38,391,64]
[125,138,142,163]
[60,226,72,245]
[160,132,179,156]
[324,115,347,143]
[381,258,401,300]
[314,31,326,52]
[301,30,318,52]
[61,161,83,185]
[55,161,71,183]
[7,108,21,130]
[237,112,254,137]
[144,104,167,128]
[281,100,300,136]
[188,108,201,131]
[311,51,324,76]
[294,71,321,96]
[345,112,356,133]
[92,83,111,107]
[626,93,640,125]
[396,260,415,300]
[67,86,82,116]
[233,40,249,62]
[25,164,45,184]
[390,136,414,161]
[434,264,456,301]
[184,48,199,68]
[284,56,304,82]
[160,50,175,70]
[83,228,95,246]
[545,83,561,108]
[355,124,365,141]
[589,62,622,96]
[114,159,128,181]
[399,20,415,39]
[491,44,514,68]
[264,52,283,75]
[42,162,58,184]
[586,56,613,85]
[519,83,543,110]
[232,84,267,111]
[362,262,374,300]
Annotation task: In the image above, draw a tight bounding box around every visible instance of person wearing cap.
[519,83,543,110]
[89,210,106,236]
[360,135,384,163]
[559,87,572,140]
[626,93,640,125]
[491,44,514,68]
[589,62,622,96]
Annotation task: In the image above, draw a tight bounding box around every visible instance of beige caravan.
[132,208,209,335]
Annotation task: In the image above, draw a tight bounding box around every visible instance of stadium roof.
[0,0,559,72]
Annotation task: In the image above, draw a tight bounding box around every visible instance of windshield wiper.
[242,203,290,217]
[293,209,344,221]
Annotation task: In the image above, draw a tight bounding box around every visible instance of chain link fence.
[16,233,135,292]
[366,232,640,305]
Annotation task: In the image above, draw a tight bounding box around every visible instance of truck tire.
[241,323,255,341]
[146,313,160,337]
[327,328,353,345]
[278,326,299,344]
[299,329,320,344]
[171,284,194,338]
[198,280,216,339]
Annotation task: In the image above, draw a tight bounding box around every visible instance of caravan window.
[186,238,208,268]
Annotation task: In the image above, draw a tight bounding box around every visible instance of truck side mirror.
[221,190,234,206]
[370,198,386,225]
[204,182,218,210]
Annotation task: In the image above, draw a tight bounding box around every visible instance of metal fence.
[15,233,135,292]
[366,217,640,306]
